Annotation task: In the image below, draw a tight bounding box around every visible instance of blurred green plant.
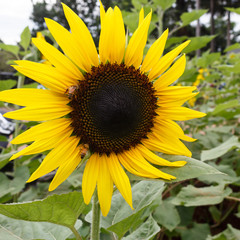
[0,2,239,240]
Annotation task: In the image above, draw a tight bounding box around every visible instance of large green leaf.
[0,43,19,57]
[0,214,82,240]
[201,136,240,161]
[153,201,180,231]
[225,7,240,15]
[0,151,17,170]
[0,80,17,91]
[0,192,86,228]
[122,215,160,240]
[211,100,240,115]
[86,181,165,239]
[128,155,221,183]
[180,223,210,240]
[171,184,232,206]
[180,9,208,27]
[183,36,216,54]
[152,0,176,10]
[20,27,31,51]
[224,43,240,52]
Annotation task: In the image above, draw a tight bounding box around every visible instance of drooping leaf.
[180,9,208,27]
[128,155,222,183]
[153,201,180,231]
[201,136,240,161]
[122,215,160,240]
[0,214,82,240]
[0,192,86,228]
[0,43,19,57]
[20,27,31,51]
[211,100,240,115]
[183,36,216,54]
[0,79,17,91]
[86,181,165,239]
[152,0,176,11]
[171,184,232,206]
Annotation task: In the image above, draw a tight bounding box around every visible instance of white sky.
[0,0,240,44]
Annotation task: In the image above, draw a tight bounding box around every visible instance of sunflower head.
[0,2,206,216]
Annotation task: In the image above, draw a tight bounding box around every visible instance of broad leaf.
[86,181,165,239]
[20,27,31,51]
[180,9,208,27]
[128,155,222,183]
[153,201,180,231]
[183,36,216,54]
[171,184,232,206]
[225,7,240,15]
[180,223,210,240]
[224,43,240,52]
[0,43,19,57]
[0,80,17,91]
[0,192,86,228]
[123,215,160,240]
[0,151,17,170]
[201,136,240,161]
[153,0,176,11]
[0,214,82,240]
[211,100,240,115]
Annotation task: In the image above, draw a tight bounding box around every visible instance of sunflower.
[0,2,205,216]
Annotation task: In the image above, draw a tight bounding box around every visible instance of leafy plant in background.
[0,1,239,240]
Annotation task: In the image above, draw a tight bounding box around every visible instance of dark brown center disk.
[70,63,157,155]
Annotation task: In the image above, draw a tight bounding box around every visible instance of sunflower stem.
[69,226,82,240]
[91,190,101,240]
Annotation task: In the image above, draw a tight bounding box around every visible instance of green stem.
[157,6,164,37]
[69,226,82,240]
[91,191,101,240]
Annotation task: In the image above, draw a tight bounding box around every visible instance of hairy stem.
[91,191,101,240]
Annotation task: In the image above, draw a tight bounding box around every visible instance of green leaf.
[122,215,160,240]
[0,43,19,57]
[180,223,210,240]
[207,224,240,240]
[21,83,39,88]
[197,52,221,68]
[180,9,208,27]
[0,214,82,240]
[128,155,222,183]
[209,206,221,222]
[165,36,188,49]
[183,35,216,54]
[0,151,17,170]
[0,79,17,91]
[211,100,240,115]
[20,27,31,51]
[153,0,176,11]
[224,43,240,52]
[225,7,240,15]
[0,173,13,198]
[0,191,86,228]
[86,181,165,239]
[171,184,232,206]
[201,136,240,161]
[153,201,180,231]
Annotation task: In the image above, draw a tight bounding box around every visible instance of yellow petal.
[149,40,190,80]
[125,11,152,68]
[138,8,144,26]
[154,54,186,90]
[156,106,206,121]
[99,6,125,64]
[62,3,99,68]
[106,153,133,209]
[154,118,196,142]
[45,18,90,72]
[141,29,168,73]
[137,144,186,167]
[11,118,72,144]
[27,136,79,182]
[49,148,81,191]
[10,127,73,160]
[0,89,69,107]
[99,0,105,24]
[97,154,113,216]
[4,104,72,121]
[32,38,83,80]
[123,148,175,180]
[82,153,100,204]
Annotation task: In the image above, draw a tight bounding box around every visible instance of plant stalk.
[70,226,82,240]
[91,191,101,240]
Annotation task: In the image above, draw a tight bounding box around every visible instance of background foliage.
[0,0,240,239]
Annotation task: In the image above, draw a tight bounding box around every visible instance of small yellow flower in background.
[36,32,51,65]
[0,2,205,216]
